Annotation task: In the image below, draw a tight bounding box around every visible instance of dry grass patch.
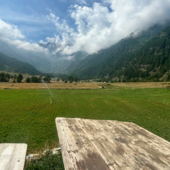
[0,82,99,89]
[102,82,170,89]
[1,82,170,90]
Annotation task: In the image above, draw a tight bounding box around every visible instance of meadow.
[0,84,170,154]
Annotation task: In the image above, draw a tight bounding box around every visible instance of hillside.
[116,26,170,82]
[0,40,51,72]
[69,24,170,81]
[39,42,88,74]
[0,52,41,75]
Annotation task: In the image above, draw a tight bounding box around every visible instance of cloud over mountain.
[46,0,170,55]
[0,0,170,58]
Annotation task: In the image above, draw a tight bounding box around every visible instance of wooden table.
[56,117,170,170]
[0,143,27,170]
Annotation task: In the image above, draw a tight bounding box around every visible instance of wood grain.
[0,143,27,170]
[56,118,170,170]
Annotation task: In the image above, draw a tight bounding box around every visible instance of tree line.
[61,76,78,83]
[0,72,51,83]
[25,75,51,83]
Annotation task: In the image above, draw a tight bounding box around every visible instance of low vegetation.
[1,86,170,154]
[0,72,10,82]
[0,72,51,83]
[25,151,64,170]
[1,84,170,169]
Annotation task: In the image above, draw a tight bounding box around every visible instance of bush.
[43,76,51,83]
[0,72,10,82]
[17,73,23,83]
[25,151,64,170]
[26,77,31,83]
[31,76,41,83]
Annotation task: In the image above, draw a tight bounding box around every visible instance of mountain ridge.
[68,24,170,81]
[0,51,41,75]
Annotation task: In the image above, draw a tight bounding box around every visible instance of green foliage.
[0,72,10,82]
[74,77,78,82]
[167,74,170,81]
[13,74,17,83]
[43,76,51,83]
[25,151,64,170]
[56,75,78,83]
[26,77,31,83]
[68,76,74,83]
[31,76,41,83]
[17,73,23,83]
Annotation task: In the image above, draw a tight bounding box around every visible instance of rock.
[52,148,61,155]
[43,149,50,155]
[52,150,59,155]
[26,154,33,160]
[53,148,61,151]
[26,154,39,160]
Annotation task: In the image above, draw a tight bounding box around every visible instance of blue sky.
[0,0,70,42]
[0,0,102,42]
[0,0,170,56]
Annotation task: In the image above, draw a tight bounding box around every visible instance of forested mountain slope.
[69,24,170,81]
[0,52,41,75]
[118,26,170,81]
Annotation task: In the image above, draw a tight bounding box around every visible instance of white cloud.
[0,19,25,39]
[5,39,48,53]
[60,0,87,5]
[0,19,50,55]
[39,40,46,44]
[46,0,170,55]
[78,0,87,5]
[47,13,73,34]
[1,0,170,59]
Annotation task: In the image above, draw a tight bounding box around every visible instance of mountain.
[39,42,88,74]
[0,52,41,75]
[50,51,88,74]
[118,26,170,82]
[0,40,51,72]
[0,39,87,74]
[68,24,170,81]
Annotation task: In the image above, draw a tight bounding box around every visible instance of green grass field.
[1,87,170,153]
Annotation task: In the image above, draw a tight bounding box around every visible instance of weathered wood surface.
[0,143,27,170]
[56,117,170,170]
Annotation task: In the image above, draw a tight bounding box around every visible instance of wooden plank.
[77,119,129,170]
[56,118,74,170]
[56,117,110,170]
[0,143,27,170]
[79,119,170,169]
[56,118,170,170]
